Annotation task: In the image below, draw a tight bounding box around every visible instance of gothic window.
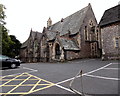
[90,26,96,41]
[91,26,95,33]
[84,26,88,40]
[114,37,120,48]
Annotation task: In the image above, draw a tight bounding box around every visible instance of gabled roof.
[58,37,80,51]
[49,4,90,36]
[21,31,42,48]
[99,4,120,27]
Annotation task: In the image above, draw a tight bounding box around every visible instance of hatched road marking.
[0,73,54,95]
[0,62,118,95]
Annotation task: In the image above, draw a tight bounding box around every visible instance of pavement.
[0,59,119,96]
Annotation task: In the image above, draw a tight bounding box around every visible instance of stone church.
[20,3,102,62]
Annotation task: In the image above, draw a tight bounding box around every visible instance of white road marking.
[1,62,117,94]
[55,84,76,94]
[112,63,119,64]
[56,63,113,85]
[86,74,120,81]
[23,67,38,73]
[55,63,115,94]
[104,68,120,70]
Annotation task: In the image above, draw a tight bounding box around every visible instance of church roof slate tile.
[58,37,80,51]
[50,4,90,36]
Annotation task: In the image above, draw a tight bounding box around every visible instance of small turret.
[47,17,52,28]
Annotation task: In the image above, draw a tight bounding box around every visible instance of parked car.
[0,55,21,69]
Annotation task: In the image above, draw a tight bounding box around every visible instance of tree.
[0,4,11,55]
[0,4,21,57]
[2,26,14,57]
[9,35,22,58]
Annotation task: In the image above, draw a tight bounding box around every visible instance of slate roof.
[21,31,42,48]
[58,37,80,51]
[99,4,120,27]
[49,4,90,36]
[45,30,56,41]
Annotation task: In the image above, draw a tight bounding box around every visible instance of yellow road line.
[0,73,25,87]
[6,75,32,94]
[26,73,54,84]
[28,79,41,92]
[0,79,39,81]
[28,84,54,94]
[0,79,24,81]
[1,84,51,87]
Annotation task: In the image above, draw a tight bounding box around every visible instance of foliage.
[2,26,15,57]
[0,4,21,58]
[9,35,22,57]
[0,4,6,24]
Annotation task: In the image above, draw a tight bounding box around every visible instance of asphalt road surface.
[0,59,119,96]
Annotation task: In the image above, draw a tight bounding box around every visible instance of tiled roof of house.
[59,37,80,51]
[49,4,90,36]
[99,4,120,27]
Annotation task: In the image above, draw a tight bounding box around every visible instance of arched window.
[84,26,88,40]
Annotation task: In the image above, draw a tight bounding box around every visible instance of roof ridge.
[104,4,119,12]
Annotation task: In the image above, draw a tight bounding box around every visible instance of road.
[0,59,119,95]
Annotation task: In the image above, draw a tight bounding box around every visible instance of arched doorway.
[55,43,61,59]
[46,44,49,62]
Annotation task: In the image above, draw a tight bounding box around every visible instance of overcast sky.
[1,0,119,43]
